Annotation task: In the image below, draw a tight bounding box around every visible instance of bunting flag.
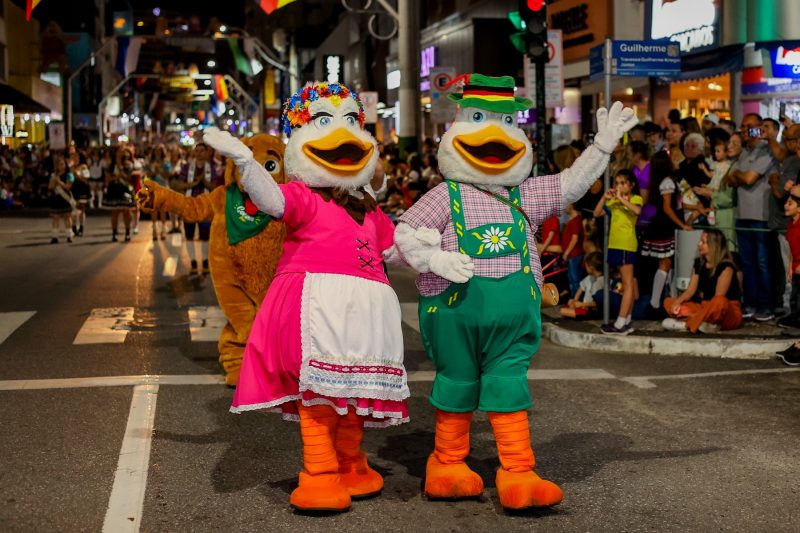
[258,0,297,15]
[214,75,229,101]
[114,37,142,77]
[26,0,43,20]
[227,39,253,76]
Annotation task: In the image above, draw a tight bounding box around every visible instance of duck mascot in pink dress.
[393,73,638,510]
[202,82,461,513]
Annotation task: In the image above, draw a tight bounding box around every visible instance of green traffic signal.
[508,11,526,31]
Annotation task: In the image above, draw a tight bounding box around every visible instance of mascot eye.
[472,111,485,123]
[314,115,332,128]
[345,115,356,126]
[503,115,514,125]
[264,159,280,173]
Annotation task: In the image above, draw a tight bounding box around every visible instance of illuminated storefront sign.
[324,55,344,84]
[646,0,720,54]
[770,45,800,78]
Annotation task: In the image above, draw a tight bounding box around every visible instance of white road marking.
[170,233,182,247]
[188,306,226,342]
[102,384,158,533]
[400,302,420,332]
[0,367,796,393]
[0,311,36,345]
[620,367,800,389]
[73,307,135,344]
[0,229,23,234]
[161,255,178,277]
[0,374,225,391]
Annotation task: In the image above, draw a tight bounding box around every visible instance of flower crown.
[282,82,366,137]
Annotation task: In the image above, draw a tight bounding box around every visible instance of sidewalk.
[542,308,798,360]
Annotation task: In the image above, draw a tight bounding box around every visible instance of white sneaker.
[661,318,687,331]
[698,322,720,334]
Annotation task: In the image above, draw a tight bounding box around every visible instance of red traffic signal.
[527,0,545,11]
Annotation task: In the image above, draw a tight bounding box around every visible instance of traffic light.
[520,0,548,62]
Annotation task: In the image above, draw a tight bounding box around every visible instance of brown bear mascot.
[137,134,287,386]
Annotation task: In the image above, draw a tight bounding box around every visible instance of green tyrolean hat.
[447,73,533,114]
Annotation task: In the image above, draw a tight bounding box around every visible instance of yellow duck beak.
[453,124,526,174]
[302,128,374,175]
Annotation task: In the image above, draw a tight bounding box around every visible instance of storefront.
[741,42,800,121]
[645,0,735,123]
[0,83,53,147]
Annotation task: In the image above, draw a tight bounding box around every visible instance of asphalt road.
[1,215,799,532]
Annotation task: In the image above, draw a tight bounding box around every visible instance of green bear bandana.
[225,186,271,245]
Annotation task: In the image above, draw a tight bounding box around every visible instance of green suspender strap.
[446,180,531,273]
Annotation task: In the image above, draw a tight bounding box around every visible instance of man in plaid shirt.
[394,73,637,511]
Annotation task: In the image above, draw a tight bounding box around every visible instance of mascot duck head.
[282,82,378,191]
[438,73,533,187]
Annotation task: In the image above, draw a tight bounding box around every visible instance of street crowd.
[2,109,799,361]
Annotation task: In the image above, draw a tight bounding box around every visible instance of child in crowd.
[539,214,566,295]
[694,137,732,227]
[641,151,692,316]
[778,184,800,331]
[561,203,585,296]
[594,169,643,335]
[560,251,603,319]
[661,229,742,334]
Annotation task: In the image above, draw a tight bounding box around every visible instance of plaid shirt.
[399,174,562,296]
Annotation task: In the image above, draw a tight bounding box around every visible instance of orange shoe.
[488,410,563,509]
[289,470,351,512]
[292,403,351,513]
[424,452,484,499]
[424,410,484,499]
[335,409,383,498]
[495,469,563,509]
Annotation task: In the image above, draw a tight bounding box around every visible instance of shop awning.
[0,83,51,114]
[676,44,745,81]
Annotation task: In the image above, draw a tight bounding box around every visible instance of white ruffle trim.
[229,395,409,428]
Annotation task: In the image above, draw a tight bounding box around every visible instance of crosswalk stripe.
[0,311,36,345]
[188,306,225,342]
[73,308,135,344]
[170,233,182,247]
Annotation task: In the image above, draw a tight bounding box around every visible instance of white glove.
[592,101,639,154]
[202,127,253,166]
[429,251,474,284]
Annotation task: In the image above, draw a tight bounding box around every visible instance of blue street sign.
[590,40,682,80]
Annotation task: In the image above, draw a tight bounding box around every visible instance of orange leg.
[488,411,563,509]
[424,410,484,499]
[289,403,351,512]
[335,408,384,498]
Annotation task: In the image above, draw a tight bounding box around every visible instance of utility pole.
[398,0,419,157]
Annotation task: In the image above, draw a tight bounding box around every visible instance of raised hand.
[136,178,158,212]
[202,127,253,166]
[593,101,639,154]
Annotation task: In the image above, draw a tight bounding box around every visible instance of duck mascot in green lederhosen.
[394,73,638,510]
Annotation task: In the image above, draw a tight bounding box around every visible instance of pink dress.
[231,181,409,427]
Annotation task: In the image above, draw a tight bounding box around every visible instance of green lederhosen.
[418,180,541,413]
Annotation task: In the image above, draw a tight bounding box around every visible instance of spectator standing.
[594,169,643,335]
[730,113,780,321]
[173,142,221,275]
[640,151,691,314]
[767,124,800,313]
[762,117,788,162]
[701,113,720,133]
[629,140,653,229]
[777,184,800,333]
[678,133,712,223]
[644,121,666,154]
[662,229,742,333]
[48,156,75,244]
[666,119,687,168]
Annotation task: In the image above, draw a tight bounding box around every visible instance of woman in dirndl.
[48,156,75,244]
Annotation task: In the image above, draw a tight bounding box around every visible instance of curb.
[542,322,792,360]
